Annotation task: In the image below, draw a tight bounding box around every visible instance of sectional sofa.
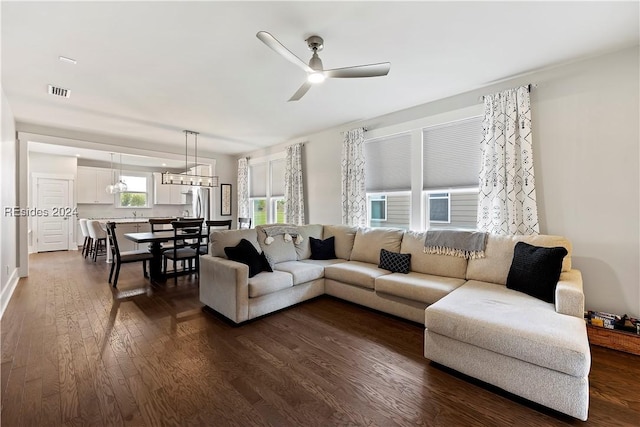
[199,224,591,420]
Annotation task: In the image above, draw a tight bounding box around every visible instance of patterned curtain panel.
[284,143,305,225]
[341,128,367,226]
[237,157,250,218]
[478,86,539,235]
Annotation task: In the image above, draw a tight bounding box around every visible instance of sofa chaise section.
[423,234,590,420]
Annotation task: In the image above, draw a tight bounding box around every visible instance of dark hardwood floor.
[2,251,639,426]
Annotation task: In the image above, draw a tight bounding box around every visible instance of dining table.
[123,230,207,283]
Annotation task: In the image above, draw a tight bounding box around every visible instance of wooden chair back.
[238,217,252,229]
[105,221,121,262]
[149,217,175,232]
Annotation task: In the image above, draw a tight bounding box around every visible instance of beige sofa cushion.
[400,231,467,279]
[350,227,404,264]
[294,224,324,260]
[466,234,572,285]
[274,261,324,286]
[248,270,293,298]
[256,225,298,265]
[375,272,465,304]
[425,280,590,377]
[324,261,391,290]
[210,229,260,258]
[300,259,346,268]
[323,225,357,260]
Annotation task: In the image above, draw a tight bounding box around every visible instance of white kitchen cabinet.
[153,172,187,205]
[77,166,115,204]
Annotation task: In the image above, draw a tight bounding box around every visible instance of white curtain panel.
[284,143,305,225]
[478,86,539,235]
[341,128,367,226]
[237,157,250,218]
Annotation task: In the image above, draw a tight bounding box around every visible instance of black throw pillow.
[224,239,272,278]
[506,241,568,303]
[378,248,411,274]
[309,236,337,260]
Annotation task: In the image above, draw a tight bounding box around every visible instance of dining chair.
[105,222,153,288]
[238,217,252,229]
[149,217,179,253]
[163,219,204,285]
[79,218,91,258]
[148,217,175,232]
[199,219,233,254]
[87,220,108,262]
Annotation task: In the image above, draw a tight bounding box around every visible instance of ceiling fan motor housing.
[306,35,324,52]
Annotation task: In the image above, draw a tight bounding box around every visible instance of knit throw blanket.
[424,230,488,259]
[262,225,303,245]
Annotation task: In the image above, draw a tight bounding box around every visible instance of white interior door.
[37,178,70,252]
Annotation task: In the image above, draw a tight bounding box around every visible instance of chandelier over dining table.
[161,130,219,188]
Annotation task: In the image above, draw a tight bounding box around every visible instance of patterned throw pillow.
[378,249,411,274]
[506,242,568,303]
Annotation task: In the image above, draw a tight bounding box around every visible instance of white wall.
[243,46,640,317]
[29,151,77,175]
[1,88,19,318]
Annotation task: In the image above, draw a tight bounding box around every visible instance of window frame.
[115,171,152,209]
[426,192,451,224]
[367,194,388,222]
[248,153,286,225]
[363,104,483,231]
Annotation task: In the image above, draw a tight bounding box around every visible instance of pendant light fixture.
[114,153,128,193]
[105,153,116,194]
[161,130,219,187]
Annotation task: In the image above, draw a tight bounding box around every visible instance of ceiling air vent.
[48,84,70,98]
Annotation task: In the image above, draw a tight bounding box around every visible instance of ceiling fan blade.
[257,31,313,73]
[288,81,312,102]
[324,62,391,78]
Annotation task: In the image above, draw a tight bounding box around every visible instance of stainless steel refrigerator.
[191,187,210,221]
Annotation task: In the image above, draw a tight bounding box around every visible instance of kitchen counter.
[90,218,152,224]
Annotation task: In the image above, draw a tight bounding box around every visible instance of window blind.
[270,158,286,197]
[365,133,412,192]
[423,116,483,190]
[249,163,267,197]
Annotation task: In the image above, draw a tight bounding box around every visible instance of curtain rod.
[478,83,537,103]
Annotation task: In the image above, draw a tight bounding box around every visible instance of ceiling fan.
[256,31,391,101]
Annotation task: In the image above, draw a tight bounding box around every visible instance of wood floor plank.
[2,251,639,426]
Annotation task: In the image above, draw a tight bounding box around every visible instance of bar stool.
[87,220,108,262]
[79,218,91,258]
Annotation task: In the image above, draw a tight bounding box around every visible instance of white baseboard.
[0,268,20,319]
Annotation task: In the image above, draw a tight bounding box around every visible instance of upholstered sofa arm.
[555,269,584,319]
[200,256,250,324]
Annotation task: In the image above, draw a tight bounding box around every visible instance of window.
[429,193,450,223]
[248,156,286,225]
[364,133,412,229]
[422,116,482,230]
[251,199,267,226]
[117,174,150,208]
[272,198,285,223]
[425,189,478,230]
[422,116,482,190]
[369,195,387,221]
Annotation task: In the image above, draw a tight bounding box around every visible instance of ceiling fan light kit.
[256,31,390,101]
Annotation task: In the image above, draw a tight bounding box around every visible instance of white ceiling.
[2,1,639,156]
[27,141,189,169]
